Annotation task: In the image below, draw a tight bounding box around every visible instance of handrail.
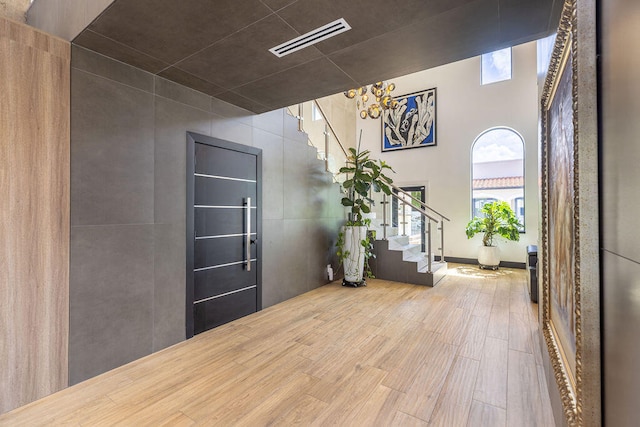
[311,100,349,158]
[288,100,448,272]
[382,188,449,273]
[387,191,439,223]
[390,183,450,222]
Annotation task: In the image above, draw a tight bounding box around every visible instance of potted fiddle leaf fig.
[337,143,394,286]
[465,200,522,269]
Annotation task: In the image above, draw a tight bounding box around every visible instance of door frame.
[185,132,262,339]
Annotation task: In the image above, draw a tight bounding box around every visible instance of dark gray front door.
[186,133,262,337]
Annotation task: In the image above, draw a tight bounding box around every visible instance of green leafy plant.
[340,146,395,225]
[465,200,523,246]
[336,142,394,283]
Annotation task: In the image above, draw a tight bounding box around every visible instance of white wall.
[474,159,523,179]
[357,41,539,263]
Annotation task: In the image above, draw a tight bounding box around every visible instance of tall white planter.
[478,245,500,269]
[343,225,368,284]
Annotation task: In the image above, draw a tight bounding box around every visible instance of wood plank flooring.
[0,264,556,426]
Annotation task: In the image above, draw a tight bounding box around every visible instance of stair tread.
[388,242,421,252]
[387,235,410,246]
[405,253,427,262]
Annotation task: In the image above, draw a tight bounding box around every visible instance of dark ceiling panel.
[330,0,501,86]
[499,0,556,44]
[73,0,558,113]
[73,30,170,74]
[174,14,323,90]
[88,0,273,64]
[261,0,298,12]
[232,57,358,109]
[547,0,565,32]
[157,67,224,97]
[276,0,479,55]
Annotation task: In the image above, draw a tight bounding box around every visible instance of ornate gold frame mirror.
[540,0,600,425]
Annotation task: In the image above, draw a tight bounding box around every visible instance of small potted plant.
[465,200,522,269]
[337,143,394,286]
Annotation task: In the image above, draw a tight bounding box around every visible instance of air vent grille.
[269,18,351,58]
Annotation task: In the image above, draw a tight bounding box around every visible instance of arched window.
[471,127,525,230]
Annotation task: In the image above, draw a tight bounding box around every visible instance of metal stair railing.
[287,101,450,273]
[381,184,450,273]
[287,100,348,182]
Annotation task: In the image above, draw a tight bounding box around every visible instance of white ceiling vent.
[269,18,351,58]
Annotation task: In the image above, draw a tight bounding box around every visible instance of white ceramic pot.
[342,225,368,283]
[478,245,500,269]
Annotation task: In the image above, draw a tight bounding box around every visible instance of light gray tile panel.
[210,114,253,146]
[306,146,335,219]
[69,224,154,385]
[57,0,86,41]
[306,218,339,291]
[154,97,212,225]
[252,128,284,221]
[283,139,312,219]
[252,108,284,137]
[153,224,186,351]
[601,4,640,263]
[283,114,308,143]
[329,183,348,220]
[279,219,311,301]
[603,251,640,426]
[71,68,155,226]
[261,219,285,308]
[26,0,61,38]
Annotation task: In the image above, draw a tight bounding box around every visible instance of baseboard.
[434,256,526,270]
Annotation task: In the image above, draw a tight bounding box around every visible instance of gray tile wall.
[69,45,345,385]
[601,1,640,423]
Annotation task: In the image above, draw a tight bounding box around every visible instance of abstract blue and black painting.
[382,88,437,152]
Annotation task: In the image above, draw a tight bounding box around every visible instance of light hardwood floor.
[0,264,556,426]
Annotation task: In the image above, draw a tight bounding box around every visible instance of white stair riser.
[387,235,410,249]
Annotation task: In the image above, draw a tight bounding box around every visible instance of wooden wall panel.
[0,17,70,414]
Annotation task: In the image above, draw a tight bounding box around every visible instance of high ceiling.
[74,0,562,114]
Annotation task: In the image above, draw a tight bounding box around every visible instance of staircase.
[287,99,449,287]
[370,235,448,287]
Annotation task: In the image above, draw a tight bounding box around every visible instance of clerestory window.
[481,47,512,85]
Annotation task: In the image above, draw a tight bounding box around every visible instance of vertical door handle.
[245,197,251,272]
